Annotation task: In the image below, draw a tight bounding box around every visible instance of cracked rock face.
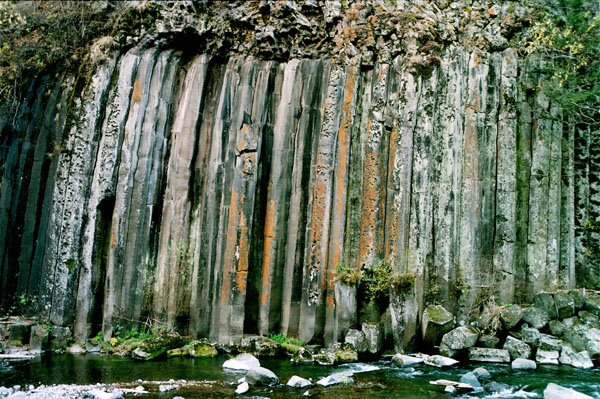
[0,0,597,349]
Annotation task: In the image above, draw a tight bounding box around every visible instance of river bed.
[1,354,599,398]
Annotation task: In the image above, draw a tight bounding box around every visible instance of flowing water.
[1,354,599,398]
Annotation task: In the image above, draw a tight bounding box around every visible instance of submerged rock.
[246,366,279,386]
[316,373,353,387]
[543,383,593,399]
[223,353,261,371]
[459,372,481,389]
[287,376,312,388]
[391,354,423,367]
[472,367,491,380]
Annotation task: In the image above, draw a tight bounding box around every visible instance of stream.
[1,354,600,398]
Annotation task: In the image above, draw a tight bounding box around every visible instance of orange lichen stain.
[220,188,239,306]
[131,79,142,104]
[236,193,250,296]
[260,198,277,306]
[326,293,334,309]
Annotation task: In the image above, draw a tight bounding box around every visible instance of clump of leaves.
[391,272,415,293]
[269,333,304,346]
[335,262,360,285]
[358,260,393,303]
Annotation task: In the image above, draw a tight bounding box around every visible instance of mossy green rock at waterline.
[132,333,183,360]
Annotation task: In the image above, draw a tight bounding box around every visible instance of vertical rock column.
[40,55,118,327]
[153,55,210,329]
[103,50,180,337]
[75,49,140,341]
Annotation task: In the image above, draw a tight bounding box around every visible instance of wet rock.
[67,344,85,354]
[553,292,575,319]
[313,351,335,366]
[543,383,593,399]
[391,354,423,366]
[333,345,358,363]
[423,354,459,367]
[421,305,454,348]
[521,327,541,346]
[478,335,499,348]
[29,325,49,353]
[291,348,313,364]
[86,339,102,353]
[535,292,557,319]
[472,367,491,380]
[511,358,536,370]
[503,336,531,360]
[522,307,549,330]
[255,339,283,358]
[500,304,523,330]
[223,353,261,371]
[316,373,353,387]
[8,324,31,346]
[459,372,481,389]
[445,385,457,394]
[362,323,383,354]
[49,327,71,350]
[569,289,586,309]
[536,349,559,365]
[440,326,479,352]
[344,329,367,353]
[246,366,279,386]
[548,320,566,337]
[81,389,124,399]
[538,334,562,351]
[485,382,512,394]
[132,334,183,361]
[429,380,473,391]
[235,382,249,394]
[287,376,312,388]
[158,385,178,392]
[468,348,510,363]
[559,346,594,369]
[584,294,600,317]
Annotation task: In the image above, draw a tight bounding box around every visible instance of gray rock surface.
[522,308,549,330]
[503,336,531,360]
[344,329,367,353]
[536,350,560,365]
[559,346,594,369]
[391,354,423,367]
[286,376,312,388]
[501,305,523,330]
[440,326,479,351]
[511,358,536,370]
[468,348,510,363]
[245,366,279,386]
[421,305,454,347]
[543,383,593,399]
[222,353,260,371]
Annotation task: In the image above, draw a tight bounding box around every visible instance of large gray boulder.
[287,376,312,388]
[478,335,499,348]
[421,305,454,347]
[503,336,531,360]
[362,323,383,354]
[549,320,566,337]
[535,292,557,319]
[29,325,49,353]
[422,354,459,367]
[536,350,559,365]
[522,307,549,330]
[317,372,353,387]
[511,358,536,370]
[391,354,423,366]
[521,327,541,346]
[246,366,279,386]
[501,305,523,330]
[569,289,586,309]
[559,346,594,369]
[459,372,481,389]
[344,329,367,353]
[440,326,479,351]
[553,292,575,319]
[222,353,260,371]
[468,348,510,363]
[543,383,593,399]
[577,311,599,327]
[584,294,600,317]
[538,334,562,351]
[564,325,600,358]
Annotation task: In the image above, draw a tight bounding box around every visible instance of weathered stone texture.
[0,8,595,349]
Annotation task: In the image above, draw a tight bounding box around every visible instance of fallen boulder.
[286,376,312,388]
[246,366,279,386]
[511,358,536,370]
[543,383,593,399]
[391,354,423,367]
[468,348,510,363]
[503,336,531,360]
[223,353,260,371]
[421,305,454,348]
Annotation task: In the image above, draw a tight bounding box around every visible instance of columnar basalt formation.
[0,0,598,350]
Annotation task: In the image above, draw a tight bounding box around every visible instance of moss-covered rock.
[190,341,218,358]
[334,345,358,363]
[132,333,183,361]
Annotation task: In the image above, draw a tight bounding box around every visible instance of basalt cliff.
[0,0,598,350]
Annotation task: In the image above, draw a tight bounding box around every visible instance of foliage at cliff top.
[524,0,600,128]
